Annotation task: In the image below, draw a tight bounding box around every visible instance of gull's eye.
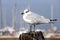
[26,11,29,13]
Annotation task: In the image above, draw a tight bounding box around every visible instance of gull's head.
[21,9,30,15]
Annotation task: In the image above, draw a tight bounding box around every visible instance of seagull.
[21,9,57,32]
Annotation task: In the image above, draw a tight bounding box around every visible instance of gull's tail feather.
[49,19,57,23]
[50,19,57,21]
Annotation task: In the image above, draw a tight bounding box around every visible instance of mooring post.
[39,31,45,40]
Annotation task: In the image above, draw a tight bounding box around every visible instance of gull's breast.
[23,14,33,24]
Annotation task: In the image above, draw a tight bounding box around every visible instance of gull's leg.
[34,24,35,32]
[33,24,35,38]
[30,25,32,32]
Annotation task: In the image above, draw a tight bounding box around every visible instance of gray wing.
[26,12,42,23]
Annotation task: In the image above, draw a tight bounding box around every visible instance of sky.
[0,0,60,30]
